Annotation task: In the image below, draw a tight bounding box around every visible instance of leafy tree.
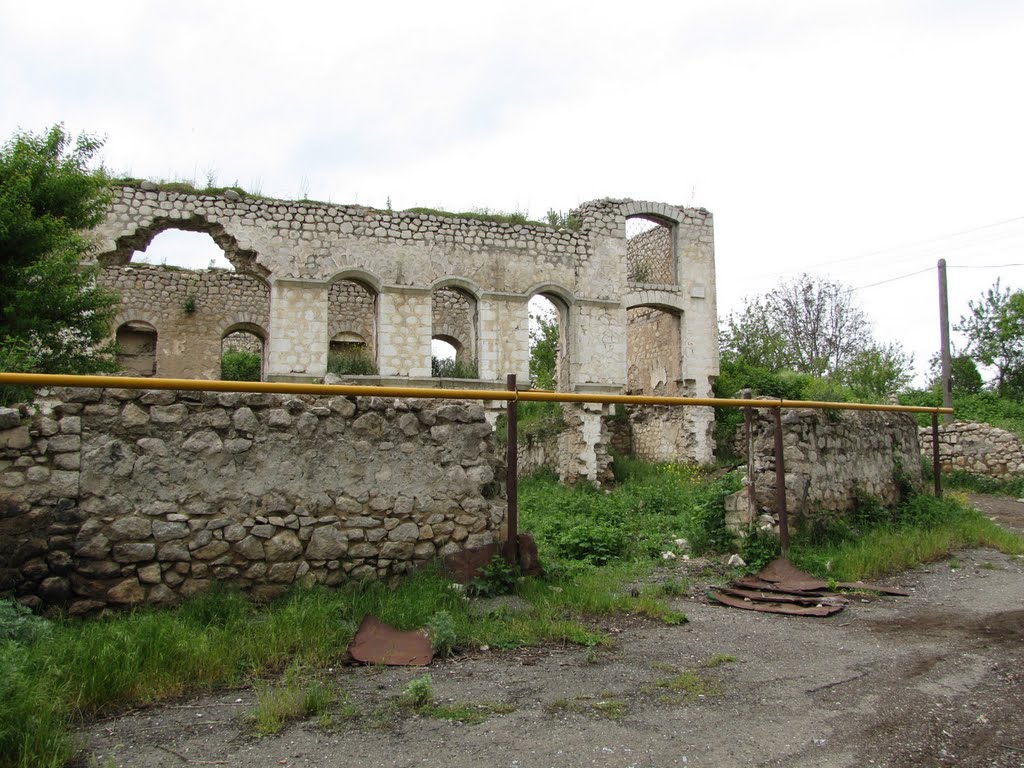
[842,342,914,400]
[955,279,1024,396]
[720,273,913,401]
[927,353,984,395]
[722,273,872,378]
[529,310,559,389]
[0,125,118,376]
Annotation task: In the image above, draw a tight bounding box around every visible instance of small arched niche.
[221,325,266,381]
[116,321,158,377]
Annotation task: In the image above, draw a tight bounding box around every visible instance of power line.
[846,266,934,292]
[844,261,1024,293]
[811,214,1024,271]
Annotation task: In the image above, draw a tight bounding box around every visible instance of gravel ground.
[78,495,1024,768]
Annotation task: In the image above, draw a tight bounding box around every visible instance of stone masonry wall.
[100,265,271,380]
[0,389,504,615]
[91,188,720,469]
[725,407,922,534]
[920,421,1024,481]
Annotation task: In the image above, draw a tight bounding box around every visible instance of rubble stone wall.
[0,389,504,614]
[100,265,270,380]
[920,421,1024,481]
[725,407,923,534]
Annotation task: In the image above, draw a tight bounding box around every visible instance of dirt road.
[80,497,1024,768]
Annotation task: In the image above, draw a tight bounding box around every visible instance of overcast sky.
[3,0,1023,384]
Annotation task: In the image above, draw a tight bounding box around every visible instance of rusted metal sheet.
[835,581,911,596]
[347,615,433,666]
[758,559,829,592]
[716,586,848,607]
[710,559,908,617]
[707,589,845,616]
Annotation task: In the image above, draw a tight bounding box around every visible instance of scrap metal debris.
[708,558,908,616]
[347,615,433,666]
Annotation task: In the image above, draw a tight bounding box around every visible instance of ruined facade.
[91,186,720,470]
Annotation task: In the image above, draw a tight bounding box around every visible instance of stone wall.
[100,265,270,380]
[0,389,504,614]
[725,407,923,534]
[91,187,720,468]
[626,306,682,395]
[920,421,1024,480]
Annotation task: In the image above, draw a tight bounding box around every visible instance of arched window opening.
[221,328,264,381]
[626,305,682,395]
[626,216,675,285]
[327,279,377,375]
[528,293,568,390]
[431,286,478,378]
[328,331,377,376]
[116,321,158,377]
[133,229,234,271]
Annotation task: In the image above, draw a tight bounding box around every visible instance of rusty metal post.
[932,412,942,498]
[773,405,790,558]
[744,390,754,525]
[504,373,519,564]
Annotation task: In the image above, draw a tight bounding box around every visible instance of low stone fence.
[920,421,1024,481]
[725,407,922,534]
[0,389,504,615]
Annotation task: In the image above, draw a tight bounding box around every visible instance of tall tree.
[721,273,913,399]
[723,274,873,378]
[955,279,1024,396]
[0,125,118,375]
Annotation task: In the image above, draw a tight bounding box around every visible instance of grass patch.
[246,663,334,736]
[940,469,1024,498]
[397,674,513,725]
[788,493,1024,582]
[705,654,737,668]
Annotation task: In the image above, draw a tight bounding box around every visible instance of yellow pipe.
[0,372,954,415]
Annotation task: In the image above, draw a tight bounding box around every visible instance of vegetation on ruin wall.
[0,125,120,405]
[1,458,1021,767]
[111,178,580,230]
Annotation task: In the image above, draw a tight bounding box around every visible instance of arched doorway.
[221,326,266,381]
[116,321,158,376]
[431,285,478,378]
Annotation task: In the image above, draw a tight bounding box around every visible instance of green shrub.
[427,610,458,656]
[467,556,520,598]
[327,347,377,376]
[553,520,629,565]
[400,674,434,709]
[0,600,50,645]
[431,356,478,379]
[221,349,261,381]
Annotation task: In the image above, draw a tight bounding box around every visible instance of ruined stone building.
[91,185,720,474]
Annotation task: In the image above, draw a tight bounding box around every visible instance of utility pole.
[938,259,953,423]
